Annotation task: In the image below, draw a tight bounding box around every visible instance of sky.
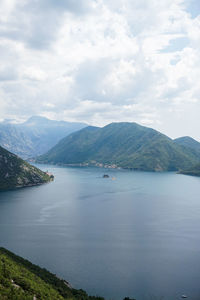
[0,0,200,140]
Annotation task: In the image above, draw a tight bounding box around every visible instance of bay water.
[0,165,200,299]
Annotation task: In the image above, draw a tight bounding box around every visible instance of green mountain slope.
[0,247,104,300]
[174,136,200,153]
[0,116,87,158]
[37,122,200,171]
[0,146,53,190]
[179,163,200,177]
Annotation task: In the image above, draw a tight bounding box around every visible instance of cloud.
[0,0,200,139]
[35,0,95,15]
[0,0,95,50]
[0,66,18,81]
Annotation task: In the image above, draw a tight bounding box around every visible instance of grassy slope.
[37,123,200,172]
[0,247,104,300]
[0,146,52,190]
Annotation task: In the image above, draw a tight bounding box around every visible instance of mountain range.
[0,145,53,190]
[0,116,87,158]
[37,122,200,172]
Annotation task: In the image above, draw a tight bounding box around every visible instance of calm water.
[0,165,200,300]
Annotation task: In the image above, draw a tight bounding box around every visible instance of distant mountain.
[0,116,87,158]
[174,136,200,153]
[0,146,53,190]
[37,122,200,172]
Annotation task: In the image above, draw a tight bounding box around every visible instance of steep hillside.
[0,116,87,158]
[174,136,200,153]
[179,163,200,177]
[0,247,104,300]
[37,122,200,172]
[0,146,53,190]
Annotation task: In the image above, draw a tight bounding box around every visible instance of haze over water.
[0,165,200,300]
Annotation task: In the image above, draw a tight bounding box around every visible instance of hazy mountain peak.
[0,116,88,158]
[1,118,19,124]
[24,116,51,125]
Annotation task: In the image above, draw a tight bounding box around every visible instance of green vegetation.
[0,247,104,300]
[174,136,200,153]
[37,122,200,172]
[0,146,53,191]
[174,138,200,177]
[179,163,200,177]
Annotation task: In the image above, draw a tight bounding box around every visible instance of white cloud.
[0,0,200,139]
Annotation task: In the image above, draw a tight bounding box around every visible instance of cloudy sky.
[0,0,200,140]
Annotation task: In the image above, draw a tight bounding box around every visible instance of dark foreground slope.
[37,122,200,172]
[0,247,104,300]
[0,146,52,191]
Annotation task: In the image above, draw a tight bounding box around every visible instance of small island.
[103,174,109,178]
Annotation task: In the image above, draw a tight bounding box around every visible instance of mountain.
[179,163,200,177]
[0,116,87,158]
[0,247,104,300]
[37,122,200,172]
[0,146,53,190]
[174,136,200,153]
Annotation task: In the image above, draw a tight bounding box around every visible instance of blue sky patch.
[185,0,200,18]
[160,37,190,53]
